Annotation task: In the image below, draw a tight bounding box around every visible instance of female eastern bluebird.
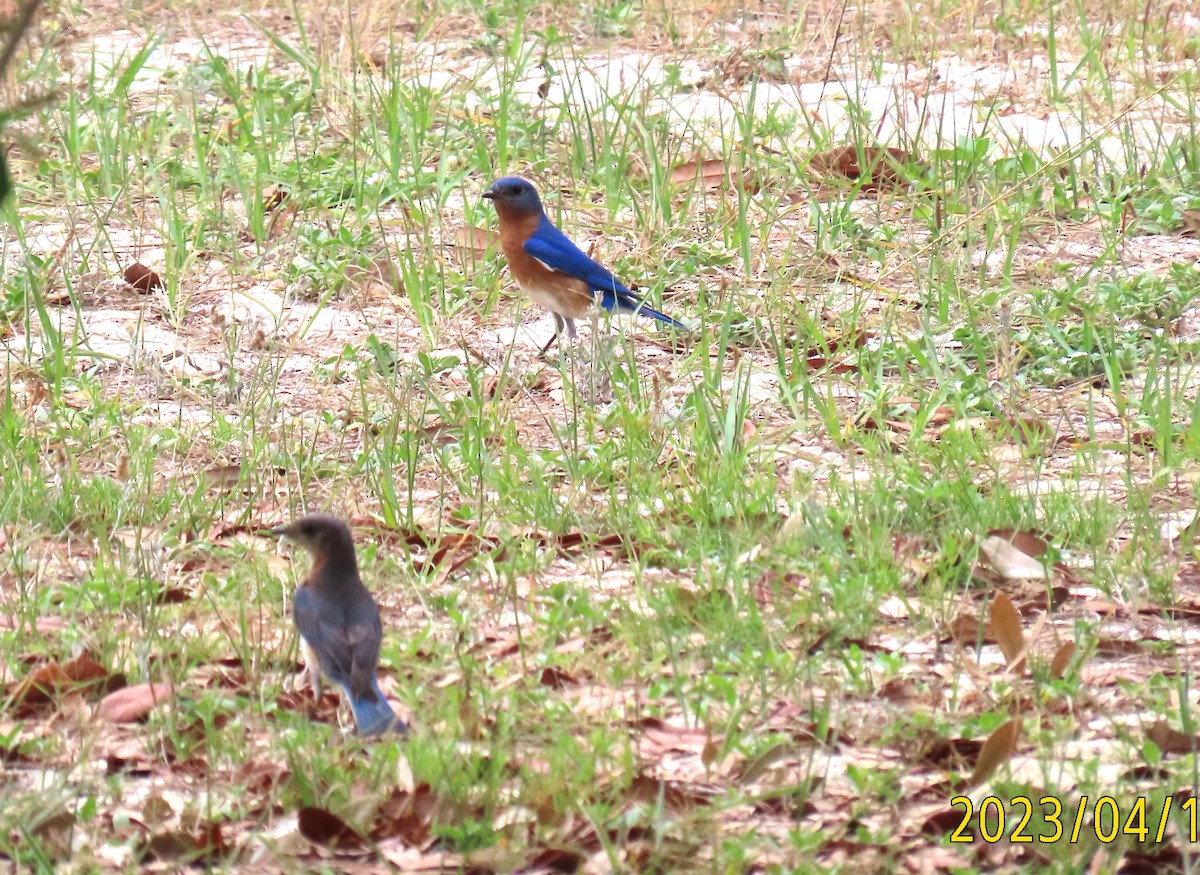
[482,176,685,352]
[273,514,407,736]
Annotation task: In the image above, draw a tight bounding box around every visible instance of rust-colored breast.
[493,206,594,319]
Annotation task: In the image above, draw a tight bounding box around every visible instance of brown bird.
[273,514,406,735]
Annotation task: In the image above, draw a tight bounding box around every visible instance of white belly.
[518,280,595,320]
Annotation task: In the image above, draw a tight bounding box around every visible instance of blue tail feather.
[598,289,687,330]
[342,678,408,736]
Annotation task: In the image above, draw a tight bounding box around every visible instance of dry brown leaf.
[951,417,1054,450]
[371,784,440,848]
[378,844,467,871]
[801,330,871,374]
[14,654,109,704]
[969,719,1020,788]
[14,662,63,704]
[200,464,244,487]
[98,682,173,723]
[978,535,1048,580]
[418,529,497,572]
[627,774,716,811]
[1146,721,1200,755]
[921,805,971,836]
[946,612,986,646]
[454,226,500,258]
[142,823,231,864]
[142,794,174,826]
[989,593,1026,674]
[1050,641,1076,679]
[669,158,730,187]
[920,737,984,769]
[143,831,196,861]
[809,145,916,191]
[1004,416,1055,445]
[123,263,164,293]
[538,665,577,689]
[1180,209,1200,237]
[986,529,1051,558]
[28,809,74,860]
[298,806,364,850]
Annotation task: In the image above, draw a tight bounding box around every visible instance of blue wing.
[523,217,633,297]
[294,586,355,689]
[523,217,687,329]
[295,583,405,735]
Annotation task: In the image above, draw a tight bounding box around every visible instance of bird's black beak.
[270,523,293,538]
[481,190,495,200]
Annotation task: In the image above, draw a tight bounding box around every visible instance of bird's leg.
[336,692,356,733]
[540,314,566,357]
[540,314,577,357]
[300,639,322,700]
[584,310,612,402]
[579,309,608,366]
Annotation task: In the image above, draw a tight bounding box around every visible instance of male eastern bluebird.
[482,176,686,352]
[273,514,407,736]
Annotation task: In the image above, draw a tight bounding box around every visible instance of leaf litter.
[2,2,1200,873]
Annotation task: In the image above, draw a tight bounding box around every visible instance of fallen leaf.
[371,784,439,848]
[526,847,586,871]
[800,330,871,375]
[809,145,917,191]
[1180,210,1200,237]
[946,612,986,646]
[298,806,364,850]
[986,529,1051,559]
[978,535,1049,580]
[669,158,730,187]
[14,655,109,704]
[969,719,1020,788]
[538,666,576,689]
[1050,641,1075,679]
[989,593,1026,674]
[123,263,164,293]
[13,662,64,705]
[417,530,498,573]
[1147,721,1200,755]
[98,682,173,723]
[142,830,197,861]
[454,227,500,258]
[921,737,985,769]
[141,824,231,864]
[627,774,716,811]
[200,464,244,487]
[29,809,74,860]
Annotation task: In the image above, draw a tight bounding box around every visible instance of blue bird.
[273,514,407,736]
[482,176,686,352]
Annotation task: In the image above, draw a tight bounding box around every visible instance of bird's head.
[272,514,357,566]
[482,176,544,214]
